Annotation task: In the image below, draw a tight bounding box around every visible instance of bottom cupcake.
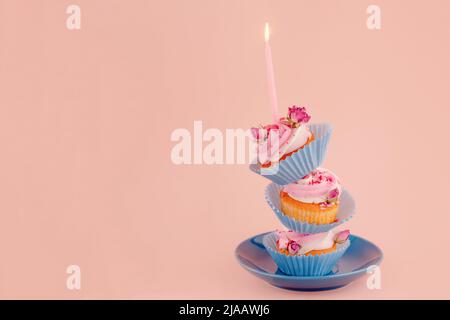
[263,229,350,276]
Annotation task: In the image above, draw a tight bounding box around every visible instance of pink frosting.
[282,168,341,204]
[276,229,350,255]
[252,123,311,165]
[250,106,312,165]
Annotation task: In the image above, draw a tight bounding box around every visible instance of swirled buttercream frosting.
[282,168,341,205]
[276,229,350,256]
[250,106,313,165]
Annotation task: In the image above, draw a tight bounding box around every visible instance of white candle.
[264,23,279,123]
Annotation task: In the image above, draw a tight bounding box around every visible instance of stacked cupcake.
[249,106,355,276]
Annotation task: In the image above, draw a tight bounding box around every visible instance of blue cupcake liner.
[265,183,356,234]
[249,123,332,185]
[263,232,351,276]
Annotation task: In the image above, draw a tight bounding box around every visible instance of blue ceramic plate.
[235,232,383,291]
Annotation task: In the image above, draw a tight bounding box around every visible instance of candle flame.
[264,22,270,42]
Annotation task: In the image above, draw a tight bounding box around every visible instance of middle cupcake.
[280,168,341,225]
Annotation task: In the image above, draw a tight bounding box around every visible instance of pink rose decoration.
[334,230,350,244]
[328,188,340,200]
[288,106,311,124]
[287,240,301,255]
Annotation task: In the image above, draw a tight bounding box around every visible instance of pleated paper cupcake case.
[263,232,351,276]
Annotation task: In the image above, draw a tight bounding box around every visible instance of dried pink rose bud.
[288,106,311,124]
[328,188,340,200]
[287,240,301,255]
[334,230,350,244]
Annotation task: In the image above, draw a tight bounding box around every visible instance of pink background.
[0,0,449,299]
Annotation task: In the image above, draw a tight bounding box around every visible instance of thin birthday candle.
[264,23,279,123]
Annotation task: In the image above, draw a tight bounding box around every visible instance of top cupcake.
[250,106,314,168]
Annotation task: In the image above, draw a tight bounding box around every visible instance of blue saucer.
[235,232,383,291]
